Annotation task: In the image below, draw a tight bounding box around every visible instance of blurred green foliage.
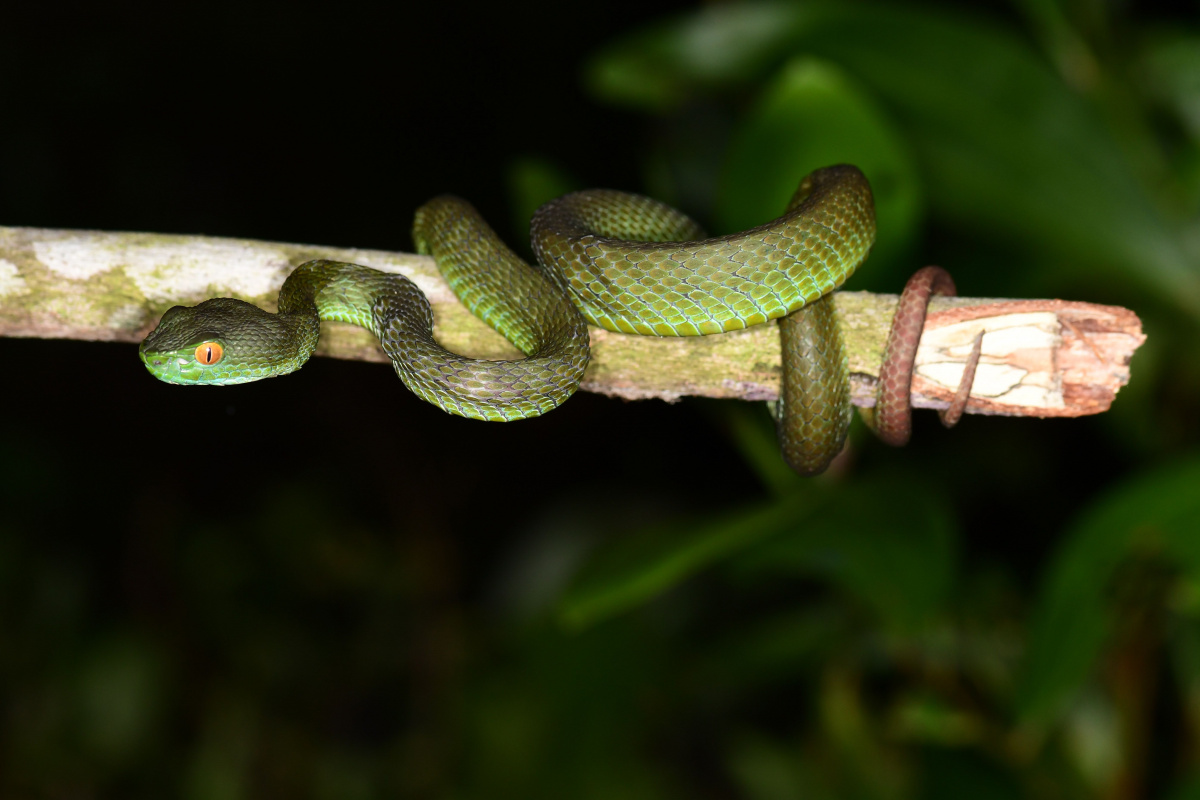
[4,1,1200,798]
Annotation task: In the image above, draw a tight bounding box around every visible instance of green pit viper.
[139,165,980,475]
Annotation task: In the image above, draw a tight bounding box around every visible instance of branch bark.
[0,225,1144,418]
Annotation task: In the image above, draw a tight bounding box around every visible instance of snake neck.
[280,260,431,338]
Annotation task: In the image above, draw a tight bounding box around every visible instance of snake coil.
[140,166,978,475]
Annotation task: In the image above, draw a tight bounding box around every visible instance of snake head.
[139,297,313,385]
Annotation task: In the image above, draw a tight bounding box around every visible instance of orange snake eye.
[195,342,224,365]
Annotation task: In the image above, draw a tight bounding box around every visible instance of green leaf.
[703,604,846,686]
[889,693,982,746]
[585,3,812,112]
[1018,455,1200,724]
[1140,34,1200,147]
[1165,772,1200,800]
[1138,34,1200,212]
[726,731,834,800]
[557,490,830,630]
[505,155,578,242]
[1009,0,1104,93]
[700,399,805,499]
[715,56,922,283]
[75,633,166,763]
[729,475,957,631]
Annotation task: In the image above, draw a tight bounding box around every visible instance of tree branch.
[0,225,1144,417]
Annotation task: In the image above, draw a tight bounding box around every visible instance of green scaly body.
[140,165,875,474]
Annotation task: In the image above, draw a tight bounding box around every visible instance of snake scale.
[139,165,977,475]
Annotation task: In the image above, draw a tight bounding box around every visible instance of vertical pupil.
[196,342,222,365]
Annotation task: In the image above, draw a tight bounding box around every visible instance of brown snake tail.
[875,265,984,448]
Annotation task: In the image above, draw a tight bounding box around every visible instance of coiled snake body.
[140,166,975,475]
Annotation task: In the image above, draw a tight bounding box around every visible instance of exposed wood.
[0,225,1145,417]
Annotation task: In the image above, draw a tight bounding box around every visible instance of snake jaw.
[138,333,277,385]
[138,341,270,385]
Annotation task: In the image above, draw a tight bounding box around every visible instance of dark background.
[1,0,727,598]
[2,1,1198,798]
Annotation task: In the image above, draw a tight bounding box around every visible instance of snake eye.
[195,342,224,365]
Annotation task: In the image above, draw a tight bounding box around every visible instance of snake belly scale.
[140,165,876,475]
